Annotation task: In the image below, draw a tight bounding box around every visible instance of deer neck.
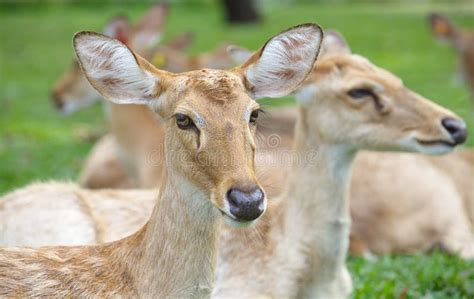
[272,106,356,295]
[112,140,222,298]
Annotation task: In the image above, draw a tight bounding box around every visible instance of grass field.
[1,1,473,298]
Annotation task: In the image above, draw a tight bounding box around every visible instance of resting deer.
[428,12,474,101]
[0,24,322,297]
[212,30,468,298]
[230,33,474,262]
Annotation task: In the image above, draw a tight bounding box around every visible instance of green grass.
[1,1,473,298]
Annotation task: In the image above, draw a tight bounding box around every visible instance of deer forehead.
[347,55,402,86]
[318,55,404,93]
[186,69,245,95]
[172,69,257,124]
[183,70,252,108]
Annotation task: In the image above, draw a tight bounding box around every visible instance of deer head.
[428,13,474,97]
[51,3,167,115]
[73,24,322,224]
[295,31,467,155]
[428,13,460,44]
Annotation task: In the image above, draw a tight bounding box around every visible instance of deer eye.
[175,114,195,130]
[249,109,261,125]
[347,88,374,99]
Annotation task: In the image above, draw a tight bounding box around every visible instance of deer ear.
[319,30,351,58]
[103,15,131,44]
[238,23,323,99]
[227,45,253,65]
[166,32,194,51]
[73,31,166,105]
[428,13,457,40]
[132,3,168,49]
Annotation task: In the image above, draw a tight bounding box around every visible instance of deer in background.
[0,24,322,296]
[428,12,474,102]
[1,29,469,298]
[51,3,169,114]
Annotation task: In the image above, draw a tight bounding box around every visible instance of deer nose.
[51,91,64,110]
[441,117,467,145]
[226,187,265,221]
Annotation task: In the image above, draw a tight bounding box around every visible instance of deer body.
[350,150,474,258]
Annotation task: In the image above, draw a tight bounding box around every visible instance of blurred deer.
[51,3,169,114]
[428,13,474,101]
[0,24,322,297]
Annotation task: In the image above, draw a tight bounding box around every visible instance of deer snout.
[226,186,265,221]
[441,117,467,145]
[51,90,64,110]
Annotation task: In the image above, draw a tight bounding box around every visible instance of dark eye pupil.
[348,88,373,99]
[250,110,259,123]
[176,114,193,129]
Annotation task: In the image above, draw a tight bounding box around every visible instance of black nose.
[226,187,265,221]
[441,117,467,145]
[51,91,63,110]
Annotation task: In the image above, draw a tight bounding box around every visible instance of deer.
[51,3,169,115]
[230,33,474,261]
[428,12,474,101]
[1,29,469,297]
[0,23,323,297]
[212,30,469,298]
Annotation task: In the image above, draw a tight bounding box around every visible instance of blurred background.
[0,0,473,297]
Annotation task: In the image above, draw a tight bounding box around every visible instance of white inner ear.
[246,26,322,99]
[75,35,157,104]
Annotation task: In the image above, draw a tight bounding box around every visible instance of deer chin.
[221,211,259,228]
[218,197,266,228]
[399,136,456,155]
[415,138,456,155]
